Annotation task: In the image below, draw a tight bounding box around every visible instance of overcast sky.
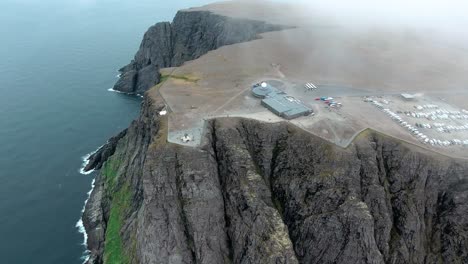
[294,0,468,33]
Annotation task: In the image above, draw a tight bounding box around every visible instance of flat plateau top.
[178,0,468,98]
[149,0,468,158]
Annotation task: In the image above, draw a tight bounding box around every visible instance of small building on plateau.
[401,93,416,100]
[252,82,312,120]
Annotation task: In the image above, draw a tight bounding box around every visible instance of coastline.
[108,87,144,98]
[79,146,103,175]
[76,178,96,263]
[77,146,102,263]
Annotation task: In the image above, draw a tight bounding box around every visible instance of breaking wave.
[76,178,96,263]
[107,87,127,94]
[79,146,102,175]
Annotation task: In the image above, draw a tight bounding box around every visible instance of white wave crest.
[79,146,103,175]
[76,178,96,263]
[107,87,127,94]
[108,88,145,98]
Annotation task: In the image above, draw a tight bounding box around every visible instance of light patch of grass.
[159,74,170,83]
[152,75,169,90]
[170,74,199,82]
[153,74,199,91]
[161,73,200,83]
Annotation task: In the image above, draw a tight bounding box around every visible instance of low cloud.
[294,0,468,33]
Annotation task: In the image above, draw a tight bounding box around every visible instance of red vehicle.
[315,98,321,101]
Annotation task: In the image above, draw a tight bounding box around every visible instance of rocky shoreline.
[83,129,128,173]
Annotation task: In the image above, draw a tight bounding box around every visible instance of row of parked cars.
[413,104,439,110]
[415,123,468,133]
[404,110,468,121]
[370,100,468,147]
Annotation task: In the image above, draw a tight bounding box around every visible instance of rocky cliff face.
[113,10,284,94]
[83,95,468,264]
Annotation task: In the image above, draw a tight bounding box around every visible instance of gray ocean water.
[0,1,211,263]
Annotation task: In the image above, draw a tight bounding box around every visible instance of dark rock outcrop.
[83,96,165,264]
[113,10,285,94]
[82,173,105,264]
[83,129,127,173]
[83,95,468,264]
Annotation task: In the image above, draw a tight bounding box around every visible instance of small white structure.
[401,93,415,100]
[181,134,192,143]
[159,110,167,116]
[305,83,317,91]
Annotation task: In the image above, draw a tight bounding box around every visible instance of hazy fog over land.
[263,0,468,45]
[297,0,468,28]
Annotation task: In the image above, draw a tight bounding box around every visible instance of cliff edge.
[83,94,468,264]
[113,10,284,94]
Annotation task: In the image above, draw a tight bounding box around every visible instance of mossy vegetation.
[102,157,121,192]
[103,183,132,264]
[161,73,199,83]
[159,74,170,83]
[153,73,198,90]
[101,155,133,264]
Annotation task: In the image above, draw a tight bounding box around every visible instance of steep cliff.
[113,10,285,94]
[83,94,468,264]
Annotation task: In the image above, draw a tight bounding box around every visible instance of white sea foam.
[79,146,103,175]
[76,178,96,263]
[77,144,104,261]
[108,87,145,98]
[116,73,121,78]
[107,87,127,94]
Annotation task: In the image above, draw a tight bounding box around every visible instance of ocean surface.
[0,1,212,263]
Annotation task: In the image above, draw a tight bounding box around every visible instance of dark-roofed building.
[252,82,312,119]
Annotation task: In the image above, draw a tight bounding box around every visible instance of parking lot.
[366,95,468,147]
